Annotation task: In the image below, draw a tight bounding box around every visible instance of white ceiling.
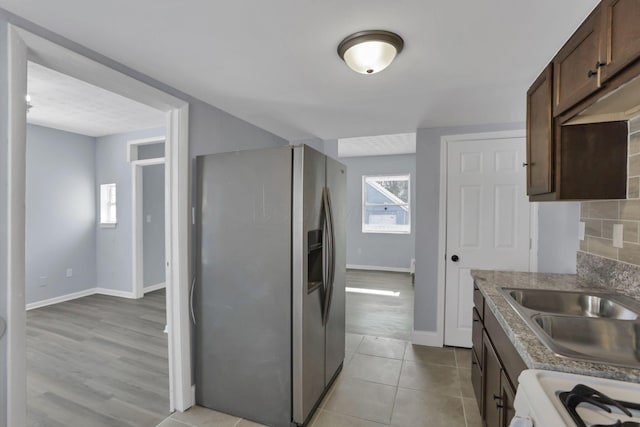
[2,0,600,141]
[339,133,416,158]
[27,61,165,137]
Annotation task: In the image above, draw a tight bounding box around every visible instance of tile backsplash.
[580,200,640,264]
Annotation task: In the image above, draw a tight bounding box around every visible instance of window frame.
[99,182,117,227]
[361,174,411,234]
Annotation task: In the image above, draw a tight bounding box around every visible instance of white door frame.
[131,154,166,299]
[129,135,167,299]
[6,25,193,427]
[434,130,537,347]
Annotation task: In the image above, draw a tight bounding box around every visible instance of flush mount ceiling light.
[337,30,404,74]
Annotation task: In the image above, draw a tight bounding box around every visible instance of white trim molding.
[144,282,166,293]
[127,136,166,162]
[7,25,28,427]
[346,264,411,273]
[411,330,443,347]
[26,287,140,311]
[26,289,96,311]
[131,156,166,299]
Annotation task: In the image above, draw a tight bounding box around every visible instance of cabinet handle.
[496,403,504,409]
[596,61,606,69]
[522,162,528,167]
[493,394,502,401]
[588,69,598,78]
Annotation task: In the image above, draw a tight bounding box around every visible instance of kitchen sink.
[532,314,640,366]
[499,287,640,367]
[507,289,639,320]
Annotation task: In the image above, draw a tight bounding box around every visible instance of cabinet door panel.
[526,64,554,196]
[553,7,601,116]
[600,0,640,82]
[499,371,516,427]
[472,308,483,366]
[483,332,501,427]
[471,349,483,416]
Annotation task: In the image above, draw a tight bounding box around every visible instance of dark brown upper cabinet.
[599,0,640,83]
[526,65,554,196]
[553,6,602,117]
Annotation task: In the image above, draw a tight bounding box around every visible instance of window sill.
[362,230,411,235]
[99,223,117,228]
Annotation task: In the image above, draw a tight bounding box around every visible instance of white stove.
[511,370,640,427]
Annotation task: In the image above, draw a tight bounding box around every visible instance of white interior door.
[444,135,530,347]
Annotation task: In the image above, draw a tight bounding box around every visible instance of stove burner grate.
[559,384,640,427]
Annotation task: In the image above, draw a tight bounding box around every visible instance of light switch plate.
[578,221,585,241]
[613,224,624,248]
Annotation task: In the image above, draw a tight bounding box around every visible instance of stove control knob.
[509,415,533,427]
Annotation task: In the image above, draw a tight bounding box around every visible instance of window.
[100,183,117,226]
[362,174,410,234]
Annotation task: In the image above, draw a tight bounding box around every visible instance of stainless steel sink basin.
[499,287,640,367]
[533,314,640,366]
[507,289,639,320]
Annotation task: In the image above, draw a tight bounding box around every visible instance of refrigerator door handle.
[190,276,197,325]
[322,187,336,325]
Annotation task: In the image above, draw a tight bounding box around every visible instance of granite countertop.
[471,270,640,383]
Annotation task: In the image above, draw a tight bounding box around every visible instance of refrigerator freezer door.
[292,146,327,425]
[324,156,346,385]
[195,147,293,427]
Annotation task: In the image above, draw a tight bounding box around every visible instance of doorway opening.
[7,25,192,427]
[336,134,416,342]
[24,60,172,425]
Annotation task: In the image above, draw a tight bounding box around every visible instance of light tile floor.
[157,334,482,427]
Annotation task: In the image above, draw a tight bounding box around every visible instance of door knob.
[451,255,459,262]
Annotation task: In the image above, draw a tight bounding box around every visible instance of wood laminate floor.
[345,269,414,340]
[26,270,412,426]
[27,290,169,427]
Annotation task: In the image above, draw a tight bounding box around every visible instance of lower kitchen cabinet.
[472,284,527,427]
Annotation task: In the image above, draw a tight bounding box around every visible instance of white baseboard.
[26,288,97,311]
[144,282,166,293]
[94,287,137,299]
[347,264,411,273]
[26,286,138,310]
[411,330,443,347]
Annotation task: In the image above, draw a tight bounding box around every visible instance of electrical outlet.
[39,276,47,287]
[613,224,624,248]
[578,221,585,241]
[66,268,73,278]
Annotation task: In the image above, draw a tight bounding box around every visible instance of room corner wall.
[25,125,98,305]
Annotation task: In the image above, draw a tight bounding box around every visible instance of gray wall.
[25,125,97,304]
[341,154,416,270]
[143,163,165,287]
[95,127,164,292]
[537,202,580,274]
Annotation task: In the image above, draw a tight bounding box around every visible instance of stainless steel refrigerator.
[195,145,346,427]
